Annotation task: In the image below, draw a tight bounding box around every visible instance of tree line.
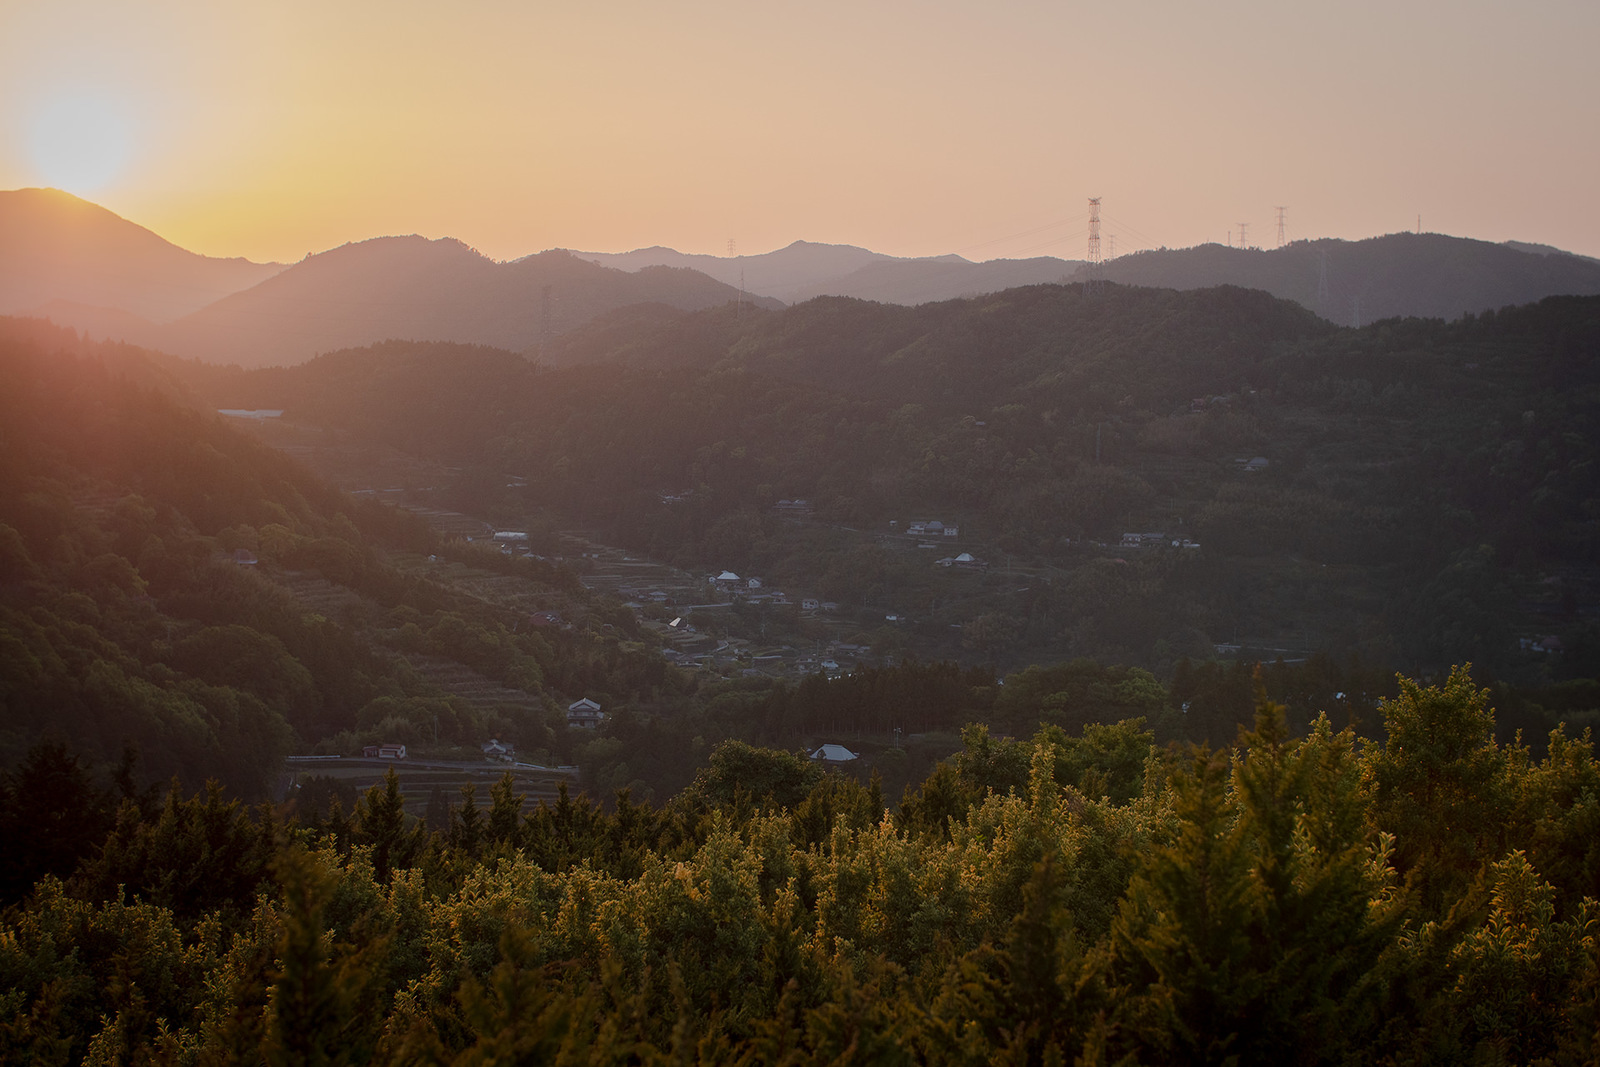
[3,667,1599,1062]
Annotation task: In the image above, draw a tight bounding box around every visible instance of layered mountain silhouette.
[1097,234,1600,326]
[146,236,778,367]
[578,240,1084,305]
[0,188,283,324]
[580,233,1600,324]
[9,188,1600,366]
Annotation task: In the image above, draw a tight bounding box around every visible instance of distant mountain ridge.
[578,232,1600,324]
[576,240,1084,306]
[0,188,283,323]
[143,236,779,367]
[1098,233,1600,326]
[9,188,1600,364]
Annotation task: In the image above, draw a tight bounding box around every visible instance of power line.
[951,213,1089,257]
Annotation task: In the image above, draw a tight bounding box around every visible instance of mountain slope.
[576,240,895,302]
[1101,233,1600,325]
[153,237,779,367]
[582,232,1600,322]
[782,255,1080,305]
[176,287,1600,675]
[0,187,283,323]
[578,239,1085,306]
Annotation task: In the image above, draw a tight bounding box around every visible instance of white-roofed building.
[567,697,605,729]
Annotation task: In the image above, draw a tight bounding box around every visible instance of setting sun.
[24,88,137,196]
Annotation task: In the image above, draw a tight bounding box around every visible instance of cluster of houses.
[709,571,795,607]
[704,571,841,613]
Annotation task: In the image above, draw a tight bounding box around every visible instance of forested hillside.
[0,320,689,798]
[175,285,1600,679]
[1101,232,1600,325]
[5,293,1600,1063]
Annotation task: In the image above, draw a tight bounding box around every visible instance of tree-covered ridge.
[0,321,688,797]
[175,288,1600,674]
[4,670,1600,1063]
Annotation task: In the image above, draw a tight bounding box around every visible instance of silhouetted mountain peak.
[0,186,283,322]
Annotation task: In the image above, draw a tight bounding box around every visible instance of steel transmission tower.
[1275,206,1288,247]
[1237,222,1249,249]
[1086,197,1102,295]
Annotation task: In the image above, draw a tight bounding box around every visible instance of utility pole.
[1275,206,1288,247]
[1237,222,1249,249]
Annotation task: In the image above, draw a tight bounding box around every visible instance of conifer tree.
[1363,665,1510,913]
[486,773,524,848]
[452,784,483,855]
[261,847,365,1066]
[356,769,419,883]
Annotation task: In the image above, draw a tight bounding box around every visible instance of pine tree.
[486,773,524,848]
[355,769,419,883]
[1363,665,1510,913]
[1110,693,1403,1063]
[453,784,483,855]
[260,847,365,1066]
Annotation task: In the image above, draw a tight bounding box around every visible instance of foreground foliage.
[4,668,1599,1064]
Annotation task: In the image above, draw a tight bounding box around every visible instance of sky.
[3,0,1597,264]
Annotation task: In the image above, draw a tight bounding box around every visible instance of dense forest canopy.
[4,670,1600,1062]
[0,320,689,798]
[174,285,1600,678]
[4,274,1600,1061]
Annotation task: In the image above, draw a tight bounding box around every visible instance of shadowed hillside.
[172,285,1600,678]
[1102,232,1600,325]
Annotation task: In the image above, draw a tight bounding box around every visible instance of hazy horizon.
[9,184,1596,277]
[3,1,1598,265]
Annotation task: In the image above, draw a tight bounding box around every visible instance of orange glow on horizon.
[4,0,1598,264]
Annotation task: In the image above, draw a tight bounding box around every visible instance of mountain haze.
[578,240,1085,306]
[177,285,1600,676]
[577,240,893,301]
[580,232,1600,320]
[0,188,283,323]
[1100,232,1600,325]
[150,236,778,367]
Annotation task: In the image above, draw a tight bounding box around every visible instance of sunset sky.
[3,0,1597,264]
